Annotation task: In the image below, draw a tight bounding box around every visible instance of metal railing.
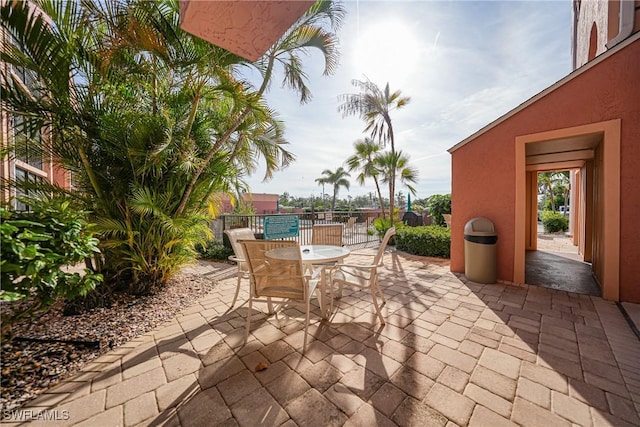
[214,210,382,248]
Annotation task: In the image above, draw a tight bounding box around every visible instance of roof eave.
[448,32,640,154]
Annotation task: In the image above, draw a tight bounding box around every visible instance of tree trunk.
[373,176,386,219]
[175,52,278,216]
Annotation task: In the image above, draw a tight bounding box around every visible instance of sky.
[244,0,572,201]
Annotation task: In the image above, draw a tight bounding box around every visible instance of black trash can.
[464,217,498,283]
[402,211,421,227]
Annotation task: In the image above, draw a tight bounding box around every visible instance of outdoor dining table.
[265,244,350,318]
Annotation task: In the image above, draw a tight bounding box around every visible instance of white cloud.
[245,1,571,199]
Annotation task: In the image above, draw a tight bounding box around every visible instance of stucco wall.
[219,193,279,214]
[574,0,610,68]
[451,39,640,302]
[451,125,517,281]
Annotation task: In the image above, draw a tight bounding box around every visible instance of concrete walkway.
[4,248,640,426]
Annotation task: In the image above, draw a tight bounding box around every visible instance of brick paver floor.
[4,247,640,426]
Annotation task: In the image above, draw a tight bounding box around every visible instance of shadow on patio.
[20,248,640,427]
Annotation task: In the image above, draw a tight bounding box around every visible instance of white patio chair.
[443,214,452,228]
[223,228,255,308]
[328,227,396,324]
[312,223,343,246]
[240,239,321,352]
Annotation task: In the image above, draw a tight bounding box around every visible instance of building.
[179,0,314,61]
[449,1,640,303]
[220,193,280,214]
[0,3,70,209]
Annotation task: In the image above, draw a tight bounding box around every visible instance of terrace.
[8,239,640,426]
[2,2,639,425]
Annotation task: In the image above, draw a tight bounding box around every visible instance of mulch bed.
[0,270,220,413]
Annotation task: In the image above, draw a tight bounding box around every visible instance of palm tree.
[555,171,570,214]
[538,173,555,212]
[338,78,410,223]
[538,171,569,212]
[396,191,406,209]
[375,151,419,218]
[1,0,246,293]
[0,0,328,295]
[316,167,351,211]
[345,138,386,219]
[176,0,345,215]
[338,78,410,154]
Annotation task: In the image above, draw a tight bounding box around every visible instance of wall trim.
[514,119,621,300]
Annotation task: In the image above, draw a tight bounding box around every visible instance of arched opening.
[588,22,598,60]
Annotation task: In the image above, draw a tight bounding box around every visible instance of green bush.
[372,217,393,241]
[426,194,451,226]
[395,225,451,258]
[196,239,234,261]
[540,211,568,233]
[1,199,103,338]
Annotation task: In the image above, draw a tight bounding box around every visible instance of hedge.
[540,211,568,233]
[395,225,451,258]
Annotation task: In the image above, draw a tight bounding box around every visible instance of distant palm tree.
[555,171,570,214]
[316,167,351,211]
[538,171,569,212]
[337,78,410,154]
[375,151,418,213]
[345,138,386,218]
[338,78,410,223]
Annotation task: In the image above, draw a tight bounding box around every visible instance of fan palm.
[316,167,351,211]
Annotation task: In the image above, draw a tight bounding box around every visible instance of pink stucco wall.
[451,39,640,303]
[220,193,279,214]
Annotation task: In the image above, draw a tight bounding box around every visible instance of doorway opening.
[525,169,600,296]
[515,120,620,301]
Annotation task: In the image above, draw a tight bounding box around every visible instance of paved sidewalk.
[4,249,640,426]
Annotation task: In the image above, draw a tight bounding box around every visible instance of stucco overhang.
[448,32,640,154]
[179,0,315,61]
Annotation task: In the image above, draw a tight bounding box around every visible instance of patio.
[7,246,640,427]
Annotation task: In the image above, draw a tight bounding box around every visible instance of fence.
[213,210,382,248]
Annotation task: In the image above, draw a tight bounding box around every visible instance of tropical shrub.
[0,198,102,338]
[395,225,451,258]
[196,238,234,261]
[0,0,343,300]
[540,211,568,233]
[426,194,451,226]
[409,203,425,212]
[372,216,393,241]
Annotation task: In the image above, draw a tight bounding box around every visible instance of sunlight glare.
[353,19,422,87]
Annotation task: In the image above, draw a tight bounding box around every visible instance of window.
[10,60,46,197]
[10,42,44,169]
[12,114,43,169]
[13,167,43,212]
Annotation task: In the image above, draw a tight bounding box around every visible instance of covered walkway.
[526,229,601,297]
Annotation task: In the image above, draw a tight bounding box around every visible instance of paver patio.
[4,246,640,426]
